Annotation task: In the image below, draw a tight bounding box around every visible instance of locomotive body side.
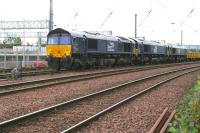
[46,28,198,70]
[47,28,136,69]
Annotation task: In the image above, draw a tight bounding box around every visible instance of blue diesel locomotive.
[46,28,196,70]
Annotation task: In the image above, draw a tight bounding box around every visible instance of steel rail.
[149,108,169,133]
[0,69,53,79]
[0,65,199,131]
[149,108,176,133]
[0,79,6,82]
[0,62,200,96]
[61,68,199,133]
[0,61,198,79]
[160,110,176,133]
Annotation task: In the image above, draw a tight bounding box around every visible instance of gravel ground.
[1,65,198,132]
[0,64,199,123]
[75,71,199,133]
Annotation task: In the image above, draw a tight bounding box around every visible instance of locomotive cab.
[47,28,72,70]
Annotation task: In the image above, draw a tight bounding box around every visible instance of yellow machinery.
[187,51,200,59]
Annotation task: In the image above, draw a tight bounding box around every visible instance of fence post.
[16,53,19,68]
[27,55,29,67]
[4,54,6,69]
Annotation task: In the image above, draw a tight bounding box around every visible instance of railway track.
[0,69,53,79]
[149,108,176,133]
[0,79,6,82]
[0,62,198,80]
[0,62,199,95]
[0,63,199,132]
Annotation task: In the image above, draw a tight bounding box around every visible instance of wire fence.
[0,54,47,69]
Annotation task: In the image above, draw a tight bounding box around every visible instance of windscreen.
[48,34,71,45]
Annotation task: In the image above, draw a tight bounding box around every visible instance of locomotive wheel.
[56,59,61,71]
[49,58,61,71]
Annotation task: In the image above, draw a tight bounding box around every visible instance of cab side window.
[73,37,79,52]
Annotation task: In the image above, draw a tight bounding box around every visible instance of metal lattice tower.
[0,32,48,38]
[0,0,53,40]
[0,20,49,30]
[0,20,49,38]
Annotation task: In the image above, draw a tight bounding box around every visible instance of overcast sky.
[0,0,200,44]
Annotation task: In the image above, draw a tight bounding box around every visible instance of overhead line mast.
[49,0,54,31]
[180,8,195,45]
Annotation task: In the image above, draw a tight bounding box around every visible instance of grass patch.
[168,76,200,133]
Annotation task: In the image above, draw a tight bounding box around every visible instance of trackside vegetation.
[168,76,200,133]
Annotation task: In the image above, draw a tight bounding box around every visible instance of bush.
[168,78,200,133]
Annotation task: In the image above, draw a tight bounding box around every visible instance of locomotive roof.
[117,36,134,43]
[129,38,142,44]
[69,30,86,38]
[49,28,119,41]
[83,31,118,41]
[142,40,166,47]
[171,45,186,49]
[48,28,70,36]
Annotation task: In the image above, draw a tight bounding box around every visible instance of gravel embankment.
[0,64,199,123]
[75,71,199,133]
[1,65,199,132]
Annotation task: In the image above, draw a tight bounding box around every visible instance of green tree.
[3,37,21,45]
[0,37,22,48]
